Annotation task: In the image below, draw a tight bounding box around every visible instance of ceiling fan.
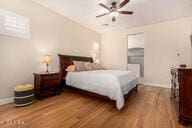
[96,0,133,22]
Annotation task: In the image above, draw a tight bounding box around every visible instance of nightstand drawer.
[42,75,60,81]
[42,79,60,88]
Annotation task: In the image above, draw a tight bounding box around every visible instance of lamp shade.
[43,54,51,64]
[96,59,100,63]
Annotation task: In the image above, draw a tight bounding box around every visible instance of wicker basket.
[14,84,34,106]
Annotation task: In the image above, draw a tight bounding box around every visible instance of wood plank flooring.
[0,85,192,128]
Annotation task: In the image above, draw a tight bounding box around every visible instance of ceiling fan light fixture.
[96,0,133,22]
[109,11,119,18]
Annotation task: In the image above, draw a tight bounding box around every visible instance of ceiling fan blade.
[119,0,129,9]
[119,11,133,15]
[99,3,110,10]
[96,13,110,18]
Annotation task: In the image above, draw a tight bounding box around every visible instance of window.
[0,9,30,40]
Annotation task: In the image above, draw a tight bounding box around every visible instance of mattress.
[65,70,139,110]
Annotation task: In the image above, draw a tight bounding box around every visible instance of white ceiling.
[33,0,192,33]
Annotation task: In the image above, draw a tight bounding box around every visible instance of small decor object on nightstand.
[43,54,52,73]
[14,84,34,107]
[34,72,62,100]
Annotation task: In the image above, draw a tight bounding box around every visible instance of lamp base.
[46,64,49,73]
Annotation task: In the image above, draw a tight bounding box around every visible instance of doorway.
[127,33,144,79]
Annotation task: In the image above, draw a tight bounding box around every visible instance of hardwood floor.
[0,85,192,128]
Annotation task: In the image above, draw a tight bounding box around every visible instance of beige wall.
[101,17,192,87]
[0,0,100,99]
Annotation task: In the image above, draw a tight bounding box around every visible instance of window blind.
[0,9,30,40]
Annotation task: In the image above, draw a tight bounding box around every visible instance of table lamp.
[95,59,100,63]
[43,54,51,73]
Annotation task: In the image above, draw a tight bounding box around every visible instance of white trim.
[0,97,14,105]
[140,82,171,88]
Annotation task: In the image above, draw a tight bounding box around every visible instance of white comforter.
[66,70,139,110]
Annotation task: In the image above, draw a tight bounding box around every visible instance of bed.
[58,54,139,110]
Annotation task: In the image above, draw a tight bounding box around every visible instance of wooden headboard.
[58,54,93,78]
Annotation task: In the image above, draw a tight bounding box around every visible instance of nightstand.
[34,72,62,100]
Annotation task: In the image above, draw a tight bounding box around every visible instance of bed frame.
[58,54,138,101]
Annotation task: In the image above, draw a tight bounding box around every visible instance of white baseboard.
[0,97,14,105]
[140,82,171,88]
